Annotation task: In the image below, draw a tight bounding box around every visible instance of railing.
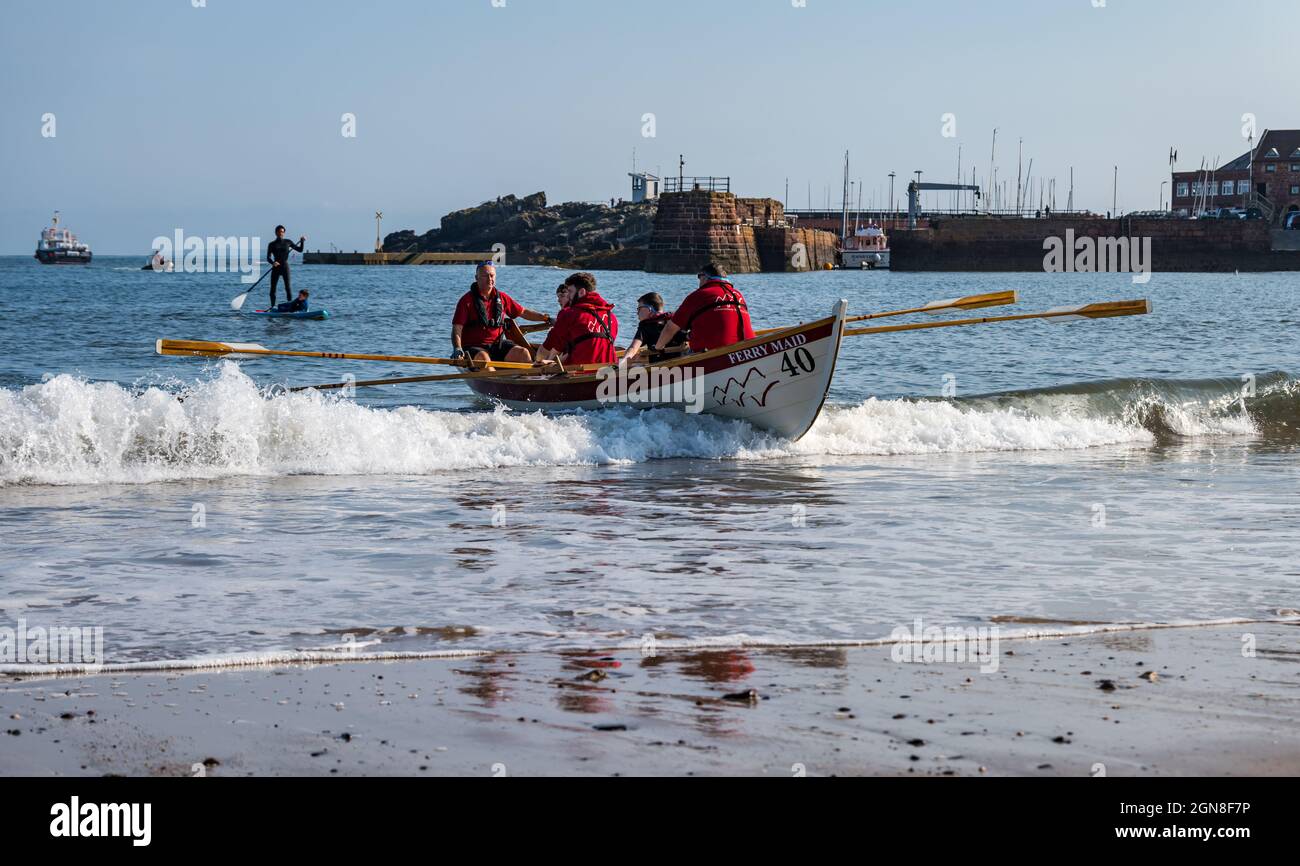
[664,176,731,193]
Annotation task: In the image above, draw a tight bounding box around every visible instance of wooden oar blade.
[1042,299,1152,322]
[924,290,1018,314]
[843,290,1019,325]
[156,338,268,358]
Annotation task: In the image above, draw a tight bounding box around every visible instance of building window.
[1176,182,1189,197]
[1222,180,1235,195]
[1292,164,1300,172]
[1191,182,1201,194]
[1292,185,1300,196]
[1266,164,1277,173]
[1238,180,1251,194]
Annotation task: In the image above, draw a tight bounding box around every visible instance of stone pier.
[645,191,837,273]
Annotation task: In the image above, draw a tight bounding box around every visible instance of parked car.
[1284,211,1300,230]
[1244,208,1264,220]
[1216,207,1247,219]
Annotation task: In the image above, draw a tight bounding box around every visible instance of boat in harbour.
[841,223,890,269]
[34,212,92,265]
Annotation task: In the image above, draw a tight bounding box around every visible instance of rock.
[1097,679,1117,691]
[1139,671,1159,683]
[384,193,656,269]
[576,670,607,682]
[722,689,760,704]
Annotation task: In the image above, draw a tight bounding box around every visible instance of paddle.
[755,290,1018,336]
[155,339,539,370]
[230,268,274,311]
[289,366,549,392]
[842,299,1151,337]
[517,322,552,335]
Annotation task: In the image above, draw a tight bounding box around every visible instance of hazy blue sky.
[1,0,1293,253]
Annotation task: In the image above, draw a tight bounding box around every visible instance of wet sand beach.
[3,622,1297,777]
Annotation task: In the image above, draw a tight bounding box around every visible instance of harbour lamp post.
[888,172,896,222]
[1159,181,1167,212]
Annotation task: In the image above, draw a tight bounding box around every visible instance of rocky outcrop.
[383,192,656,269]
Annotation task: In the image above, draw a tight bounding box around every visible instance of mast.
[841,150,850,241]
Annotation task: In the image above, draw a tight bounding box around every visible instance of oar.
[517,322,552,335]
[846,290,1018,324]
[754,290,1018,335]
[843,299,1151,337]
[155,339,538,370]
[289,366,549,392]
[230,268,273,311]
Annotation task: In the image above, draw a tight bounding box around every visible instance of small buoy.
[822,262,833,270]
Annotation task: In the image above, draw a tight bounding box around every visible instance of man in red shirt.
[536,272,618,367]
[451,263,552,366]
[653,262,754,354]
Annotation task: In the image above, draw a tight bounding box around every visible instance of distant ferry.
[841,223,890,270]
[34,212,92,265]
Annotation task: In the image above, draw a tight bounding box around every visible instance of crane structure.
[906,181,982,228]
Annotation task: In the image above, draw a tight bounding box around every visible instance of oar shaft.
[289,367,534,392]
[844,300,1150,336]
[157,339,538,369]
[755,290,1018,335]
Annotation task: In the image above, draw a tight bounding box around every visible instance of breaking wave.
[1,364,1294,486]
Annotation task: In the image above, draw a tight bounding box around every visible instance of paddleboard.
[250,309,330,320]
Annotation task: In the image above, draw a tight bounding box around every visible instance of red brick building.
[1171,129,1300,224]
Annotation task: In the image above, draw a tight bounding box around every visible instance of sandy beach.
[2,622,1296,777]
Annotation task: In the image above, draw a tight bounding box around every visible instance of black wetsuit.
[267,236,305,305]
[275,297,308,313]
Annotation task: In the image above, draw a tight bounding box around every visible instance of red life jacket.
[683,279,754,350]
[558,292,618,364]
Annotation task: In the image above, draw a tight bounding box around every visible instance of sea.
[1,256,1297,672]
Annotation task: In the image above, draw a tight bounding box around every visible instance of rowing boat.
[464,299,848,441]
[157,291,1152,443]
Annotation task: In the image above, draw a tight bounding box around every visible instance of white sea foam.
[0,364,1266,486]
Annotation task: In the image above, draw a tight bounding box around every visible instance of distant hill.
[382,192,656,270]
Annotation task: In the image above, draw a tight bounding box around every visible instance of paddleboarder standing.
[267,225,306,309]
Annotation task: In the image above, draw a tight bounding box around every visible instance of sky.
[1,0,1293,253]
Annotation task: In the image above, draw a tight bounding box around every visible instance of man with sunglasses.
[451,262,551,366]
[622,292,686,364]
[652,263,754,354]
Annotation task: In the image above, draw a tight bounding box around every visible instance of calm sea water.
[1,256,1297,670]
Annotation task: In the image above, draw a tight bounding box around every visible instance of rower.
[451,262,551,366]
[622,292,685,364]
[276,289,310,313]
[267,225,306,309]
[535,272,618,367]
[653,263,754,355]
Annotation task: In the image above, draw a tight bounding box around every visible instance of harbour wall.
[302,252,494,265]
[889,218,1300,271]
[645,191,837,274]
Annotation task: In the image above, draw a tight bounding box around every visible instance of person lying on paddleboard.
[451,262,552,366]
[621,292,686,365]
[267,225,306,309]
[275,289,310,314]
[653,262,754,355]
[535,272,618,368]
